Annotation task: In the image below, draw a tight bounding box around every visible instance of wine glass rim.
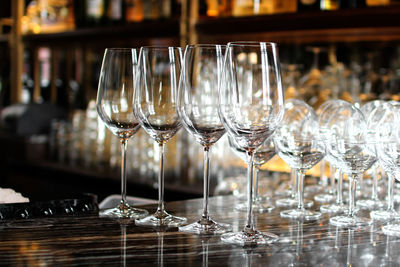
[186,44,226,48]
[105,48,135,51]
[227,41,277,47]
[140,45,182,50]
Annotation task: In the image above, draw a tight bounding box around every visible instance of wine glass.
[369,101,400,222]
[274,99,325,221]
[96,48,148,219]
[228,135,276,213]
[177,44,231,234]
[318,99,353,214]
[357,100,386,210]
[134,46,186,227]
[328,104,376,228]
[218,41,285,245]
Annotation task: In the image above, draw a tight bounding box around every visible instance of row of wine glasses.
[96,42,285,246]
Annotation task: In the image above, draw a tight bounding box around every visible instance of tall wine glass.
[328,104,376,228]
[228,135,276,213]
[218,41,284,245]
[96,48,148,219]
[369,101,400,222]
[274,99,325,221]
[177,44,231,234]
[134,46,186,227]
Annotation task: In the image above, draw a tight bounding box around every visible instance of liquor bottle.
[297,0,320,11]
[74,0,87,28]
[320,0,339,10]
[86,0,106,26]
[105,0,125,24]
[125,0,143,22]
[366,0,389,5]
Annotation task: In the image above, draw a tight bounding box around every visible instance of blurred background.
[0,0,399,202]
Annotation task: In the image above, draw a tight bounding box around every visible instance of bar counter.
[1,195,399,266]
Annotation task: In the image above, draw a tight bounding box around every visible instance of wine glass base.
[275,189,292,197]
[382,224,400,236]
[99,205,148,219]
[314,193,335,203]
[235,202,275,213]
[329,215,372,228]
[280,209,322,221]
[357,199,385,210]
[179,218,232,235]
[370,209,400,221]
[275,198,313,208]
[305,184,324,193]
[221,230,279,246]
[135,210,186,228]
[320,204,348,214]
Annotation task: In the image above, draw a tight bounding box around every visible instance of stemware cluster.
[96,41,284,246]
[95,42,400,248]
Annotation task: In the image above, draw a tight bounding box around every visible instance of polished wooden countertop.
[0,195,398,266]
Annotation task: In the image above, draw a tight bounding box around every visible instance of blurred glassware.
[274,99,325,221]
[369,101,400,222]
[357,100,386,210]
[327,103,376,227]
[228,135,276,213]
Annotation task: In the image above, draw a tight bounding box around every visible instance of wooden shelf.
[196,6,400,44]
[22,18,180,45]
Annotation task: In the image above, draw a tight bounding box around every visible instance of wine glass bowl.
[134,46,186,228]
[96,48,148,219]
[218,41,284,245]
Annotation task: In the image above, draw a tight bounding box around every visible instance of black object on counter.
[0,193,98,220]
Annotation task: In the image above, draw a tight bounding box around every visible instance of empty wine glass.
[357,100,386,210]
[274,99,325,221]
[134,46,186,227]
[318,99,353,214]
[218,41,284,245]
[369,101,400,222]
[228,135,276,213]
[328,104,376,228]
[177,44,231,234]
[96,48,148,219]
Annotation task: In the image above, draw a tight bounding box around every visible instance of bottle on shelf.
[125,0,144,22]
[297,0,320,11]
[366,0,389,6]
[105,0,125,25]
[320,0,339,10]
[85,0,106,26]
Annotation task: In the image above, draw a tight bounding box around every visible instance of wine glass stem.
[336,170,344,205]
[157,142,165,213]
[296,170,305,211]
[202,146,211,221]
[330,165,336,195]
[372,166,378,201]
[254,166,259,202]
[348,175,359,218]
[244,151,255,233]
[387,173,395,211]
[120,138,128,206]
[290,169,297,198]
